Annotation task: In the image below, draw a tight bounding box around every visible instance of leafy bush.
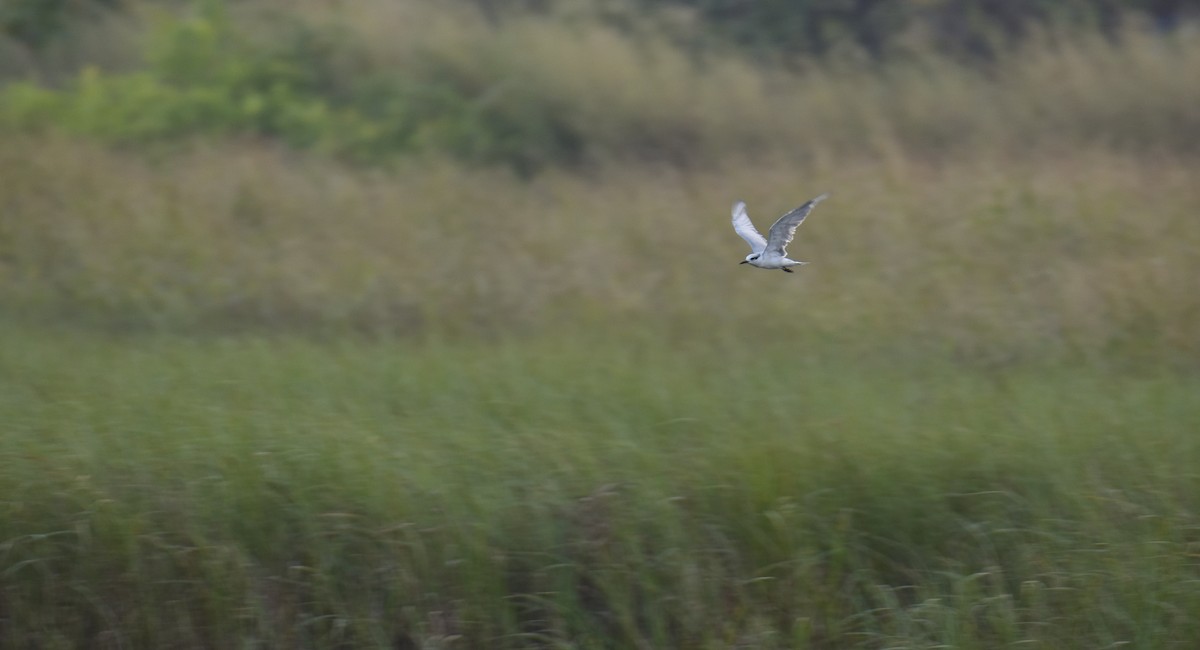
[3,6,344,148]
[0,2,581,169]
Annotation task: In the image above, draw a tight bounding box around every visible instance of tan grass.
[1,3,1198,362]
[194,1,1200,164]
[2,135,1196,364]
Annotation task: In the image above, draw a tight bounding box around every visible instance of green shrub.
[0,1,589,169]
[1,7,303,148]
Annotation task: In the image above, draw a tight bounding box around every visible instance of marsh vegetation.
[1,1,1199,647]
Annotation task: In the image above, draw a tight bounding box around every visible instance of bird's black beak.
[739,260,749,264]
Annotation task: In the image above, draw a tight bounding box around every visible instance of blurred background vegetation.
[4,2,1200,648]
[2,0,1198,170]
[1,0,1198,350]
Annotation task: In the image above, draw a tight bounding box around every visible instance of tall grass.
[2,4,1197,358]
[3,327,1199,647]
[1,136,1198,365]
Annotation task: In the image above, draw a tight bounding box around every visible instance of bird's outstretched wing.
[731,201,767,253]
[764,193,829,256]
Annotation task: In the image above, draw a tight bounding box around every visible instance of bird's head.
[740,253,760,265]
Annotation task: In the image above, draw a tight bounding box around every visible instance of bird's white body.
[732,194,828,273]
[743,250,805,270]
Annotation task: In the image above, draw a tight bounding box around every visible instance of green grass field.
[3,326,1199,648]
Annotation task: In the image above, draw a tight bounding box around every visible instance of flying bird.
[732,194,829,273]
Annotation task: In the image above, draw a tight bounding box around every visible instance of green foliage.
[0,0,121,48]
[0,0,69,47]
[0,3,576,169]
[2,6,351,151]
[3,1,1199,171]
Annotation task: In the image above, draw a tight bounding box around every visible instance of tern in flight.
[732,194,829,273]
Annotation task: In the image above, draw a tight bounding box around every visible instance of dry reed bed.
[1,3,1198,363]
[1,137,1197,365]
